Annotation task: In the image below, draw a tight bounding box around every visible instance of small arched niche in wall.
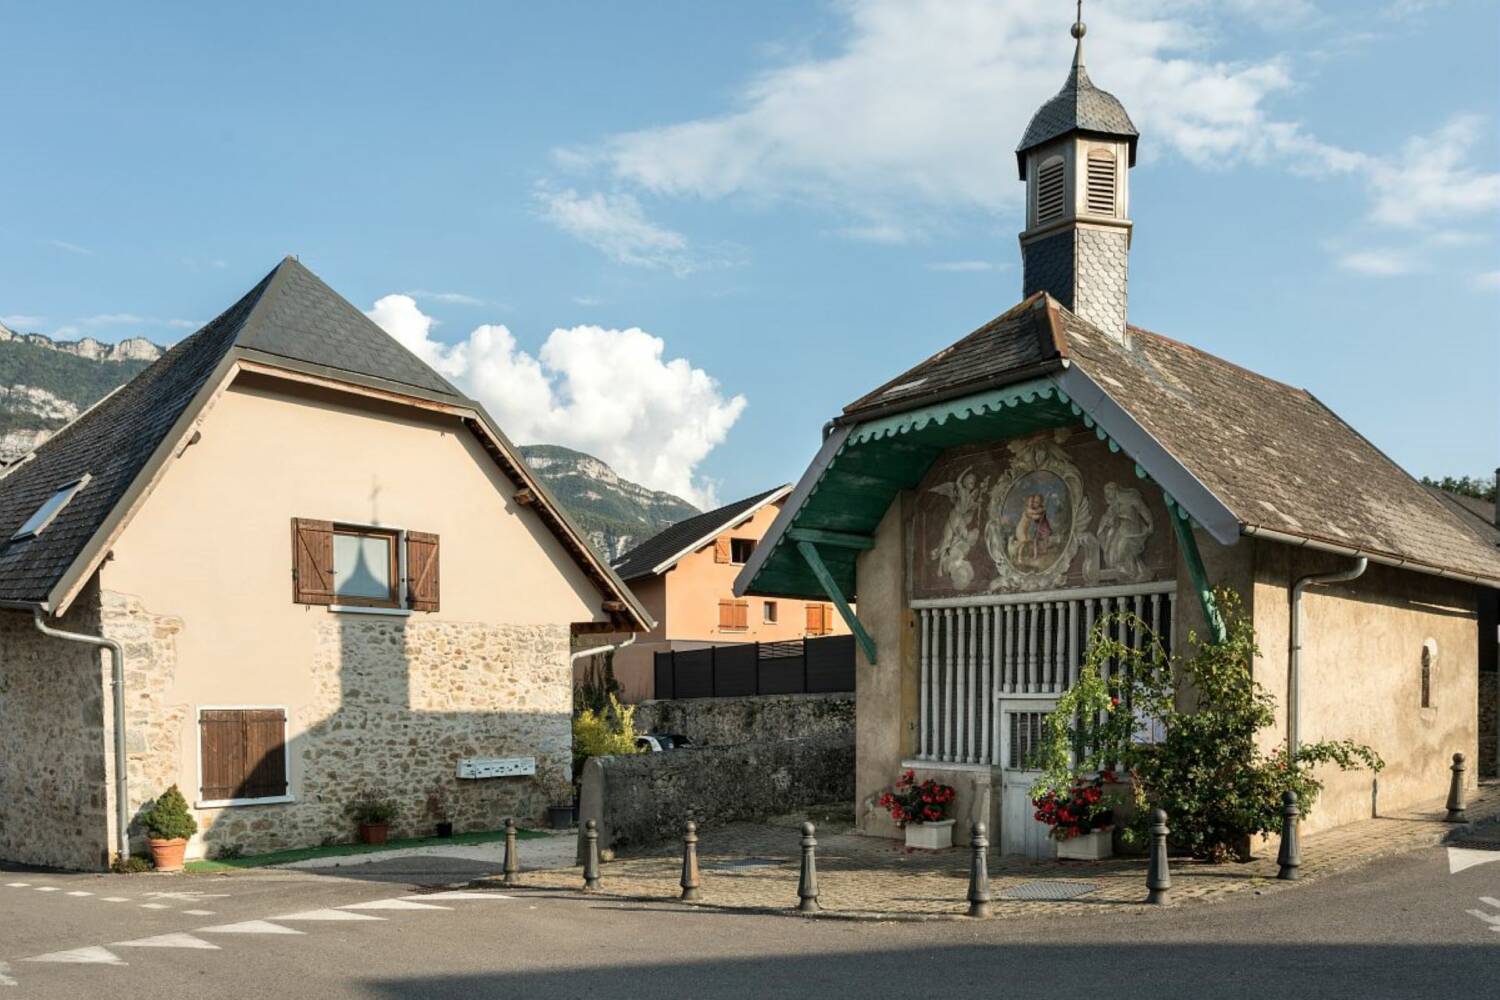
[1420,638,1438,709]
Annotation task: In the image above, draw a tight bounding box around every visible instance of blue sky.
[1,0,1496,508]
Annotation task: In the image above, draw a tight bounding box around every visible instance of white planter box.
[904,818,955,850]
[1055,828,1113,861]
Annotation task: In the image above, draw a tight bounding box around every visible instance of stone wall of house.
[99,590,574,859]
[1481,672,1497,779]
[579,733,854,855]
[0,583,111,871]
[633,693,854,748]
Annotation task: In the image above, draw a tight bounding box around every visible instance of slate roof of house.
[1426,487,1500,549]
[1015,45,1138,178]
[612,485,791,582]
[837,293,1500,586]
[0,258,651,627]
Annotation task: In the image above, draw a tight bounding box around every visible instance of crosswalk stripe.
[32,886,59,893]
[114,933,219,950]
[183,909,215,916]
[102,897,130,903]
[24,947,126,966]
[0,960,16,986]
[1447,847,1500,874]
[402,891,512,901]
[272,908,385,922]
[339,898,451,911]
[201,920,304,935]
[139,903,170,910]
[1480,897,1500,909]
[4,883,29,888]
[1466,908,1500,926]
[67,891,94,897]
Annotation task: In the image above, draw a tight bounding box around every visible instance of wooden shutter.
[713,537,730,563]
[291,518,334,605]
[733,600,748,630]
[200,709,287,802]
[805,603,821,634]
[719,599,735,629]
[406,531,440,612]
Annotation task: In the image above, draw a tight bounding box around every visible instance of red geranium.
[879,771,958,827]
[1030,773,1116,842]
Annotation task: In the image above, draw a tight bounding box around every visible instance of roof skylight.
[11,477,88,541]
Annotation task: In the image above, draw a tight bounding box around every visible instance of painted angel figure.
[928,467,987,590]
[1097,482,1154,582]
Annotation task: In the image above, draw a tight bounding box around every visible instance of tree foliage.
[1421,474,1496,503]
[572,693,642,779]
[141,784,198,841]
[1031,591,1382,861]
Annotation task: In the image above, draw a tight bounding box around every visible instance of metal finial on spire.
[1071,0,1087,68]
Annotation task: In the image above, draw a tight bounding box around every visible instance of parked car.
[635,732,694,752]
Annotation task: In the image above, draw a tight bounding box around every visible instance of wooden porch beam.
[1169,505,1227,644]
[796,540,878,665]
[788,527,875,551]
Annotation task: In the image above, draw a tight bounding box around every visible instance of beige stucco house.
[0,257,651,870]
[736,24,1500,857]
[591,486,847,701]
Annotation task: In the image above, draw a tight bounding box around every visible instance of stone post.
[1445,752,1467,823]
[797,822,820,913]
[1276,791,1300,881]
[1145,808,1171,905]
[680,820,701,902]
[502,817,520,888]
[966,821,992,918]
[583,818,602,891]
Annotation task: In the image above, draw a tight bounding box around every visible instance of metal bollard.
[1445,753,1467,823]
[502,817,520,887]
[1276,791,1300,881]
[1145,808,1171,905]
[582,818,602,891]
[797,821,820,913]
[966,821,992,918]
[680,820,701,902]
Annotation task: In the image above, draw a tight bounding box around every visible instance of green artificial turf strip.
[184,826,551,873]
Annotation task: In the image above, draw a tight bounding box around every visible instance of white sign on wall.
[456,756,537,780]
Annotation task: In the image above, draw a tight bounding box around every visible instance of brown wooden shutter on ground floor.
[806,603,832,636]
[406,530,440,612]
[200,709,288,802]
[718,599,749,630]
[291,518,334,605]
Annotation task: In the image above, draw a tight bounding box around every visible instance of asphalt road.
[1,838,1496,999]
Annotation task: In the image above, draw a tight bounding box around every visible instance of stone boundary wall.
[633,693,853,747]
[1482,671,1497,779]
[579,733,854,856]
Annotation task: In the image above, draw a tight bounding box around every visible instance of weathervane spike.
[1071,0,1087,67]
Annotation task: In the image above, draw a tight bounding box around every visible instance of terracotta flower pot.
[147,837,188,872]
[358,822,390,845]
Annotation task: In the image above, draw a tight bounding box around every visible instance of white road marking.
[0,961,15,986]
[402,891,512,901]
[1447,847,1500,874]
[102,897,130,903]
[183,909,215,916]
[114,933,219,951]
[24,946,126,966]
[66,891,94,897]
[200,920,304,935]
[32,886,59,893]
[143,890,229,901]
[272,908,385,922]
[139,903,170,910]
[4,883,29,888]
[339,898,451,911]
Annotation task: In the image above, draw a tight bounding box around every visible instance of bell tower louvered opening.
[1086,148,1116,216]
[1036,156,1066,224]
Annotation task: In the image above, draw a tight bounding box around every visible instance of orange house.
[589,485,848,702]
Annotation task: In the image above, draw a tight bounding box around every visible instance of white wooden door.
[998,699,1056,858]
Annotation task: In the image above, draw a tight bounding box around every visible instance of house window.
[763,600,779,624]
[333,526,400,607]
[730,538,756,564]
[805,603,834,636]
[719,599,749,631]
[10,476,89,540]
[1036,155,1066,223]
[199,708,289,806]
[1086,147,1116,215]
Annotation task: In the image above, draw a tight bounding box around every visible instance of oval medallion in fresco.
[990,470,1073,576]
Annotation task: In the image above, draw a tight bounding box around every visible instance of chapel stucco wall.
[0,583,111,871]
[1250,544,1479,835]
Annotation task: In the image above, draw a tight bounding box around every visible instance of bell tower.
[1016,5,1138,342]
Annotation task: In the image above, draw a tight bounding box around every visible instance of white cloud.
[535,186,709,276]
[1473,270,1500,291]
[1337,249,1414,276]
[365,296,746,507]
[49,239,93,255]
[1362,115,1500,229]
[0,314,45,329]
[407,289,487,306]
[927,260,995,272]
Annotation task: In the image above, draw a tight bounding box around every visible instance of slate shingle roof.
[836,294,1500,586]
[1425,487,1500,550]
[1015,50,1138,178]
[612,486,789,582]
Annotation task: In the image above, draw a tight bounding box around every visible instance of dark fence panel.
[649,635,855,701]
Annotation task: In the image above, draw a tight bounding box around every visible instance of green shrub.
[349,792,397,825]
[110,854,153,873]
[141,785,198,841]
[1031,590,1382,861]
[572,693,642,777]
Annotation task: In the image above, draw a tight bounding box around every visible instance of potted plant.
[1032,771,1116,860]
[878,770,957,850]
[351,792,397,845]
[141,785,197,872]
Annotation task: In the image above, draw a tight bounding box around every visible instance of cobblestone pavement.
[488,782,1500,920]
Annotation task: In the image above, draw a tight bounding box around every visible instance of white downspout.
[34,609,130,863]
[1289,557,1367,760]
[570,634,636,663]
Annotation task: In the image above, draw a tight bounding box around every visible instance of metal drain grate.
[997,880,1099,901]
